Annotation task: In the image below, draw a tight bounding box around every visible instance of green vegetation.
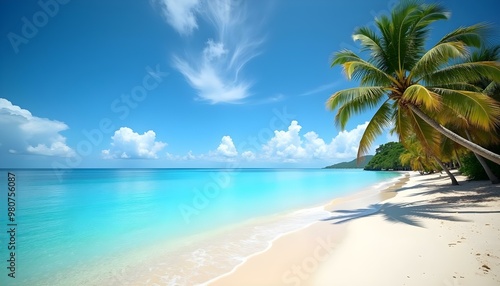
[399,137,437,173]
[325,155,374,169]
[460,146,500,180]
[326,0,500,172]
[364,142,409,171]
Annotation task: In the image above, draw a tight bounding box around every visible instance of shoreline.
[23,169,401,286]
[204,172,409,286]
[207,171,500,286]
[149,171,404,285]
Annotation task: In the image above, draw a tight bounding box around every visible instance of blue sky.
[1,0,498,168]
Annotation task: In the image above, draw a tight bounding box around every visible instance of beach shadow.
[392,184,426,193]
[431,185,500,204]
[325,175,500,228]
[323,187,500,227]
[411,181,500,201]
[322,202,470,227]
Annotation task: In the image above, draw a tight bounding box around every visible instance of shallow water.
[0,168,400,285]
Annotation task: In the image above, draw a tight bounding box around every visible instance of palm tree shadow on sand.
[322,183,500,227]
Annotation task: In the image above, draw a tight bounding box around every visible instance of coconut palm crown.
[326,0,500,164]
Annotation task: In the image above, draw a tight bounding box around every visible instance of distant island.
[324,155,374,169]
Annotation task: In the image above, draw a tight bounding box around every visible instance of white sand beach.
[207,172,500,286]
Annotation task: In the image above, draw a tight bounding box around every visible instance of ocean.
[0,168,400,285]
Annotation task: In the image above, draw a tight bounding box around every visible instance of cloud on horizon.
[261,120,368,163]
[102,127,167,159]
[215,135,238,157]
[0,98,75,157]
[157,0,265,103]
[165,120,368,164]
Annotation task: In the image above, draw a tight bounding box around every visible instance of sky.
[1,0,499,168]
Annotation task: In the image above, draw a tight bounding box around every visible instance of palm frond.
[402,84,441,111]
[427,83,483,92]
[352,27,384,57]
[393,102,413,143]
[331,50,396,86]
[437,23,491,48]
[469,45,500,62]
[412,2,450,29]
[407,108,442,155]
[443,120,500,146]
[410,41,468,80]
[330,49,362,66]
[423,61,500,85]
[343,61,395,86]
[436,88,500,131]
[357,100,393,158]
[391,1,422,74]
[326,87,388,129]
[404,2,450,70]
[483,81,500,99]
[377,1,449,75]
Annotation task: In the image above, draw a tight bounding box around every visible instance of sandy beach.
[207,171,500,286]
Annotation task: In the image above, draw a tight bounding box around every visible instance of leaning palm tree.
[400,140,436,174]
[400,134,459,185]
[326,1,500,165]
[462,46,500,183]
[444,113,500,183]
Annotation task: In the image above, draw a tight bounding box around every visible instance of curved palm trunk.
[408,104,500,165]
[432,156,459,185]
[453,149,463,169]
[465,130,500,184]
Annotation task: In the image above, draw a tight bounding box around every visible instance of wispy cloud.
[299,81,342,97]
[157,0,265,103]
[251,93,285,105]
[156,0,201,35]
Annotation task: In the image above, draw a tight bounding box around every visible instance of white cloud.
[160,121,369,165]
[216,135,238,157]
[173,135,239,162]
[204,39,227,60]
[261,120,369,162]
[166,150,199,161]
[321,122,369,159]
[241,150,255,160]
[162,0,265,103]
[27,142,75,157]
[262,121,307,162]
[0,98,75,157]
[156,0,201,35]
[102,127,167,159]
[186,150,196,160]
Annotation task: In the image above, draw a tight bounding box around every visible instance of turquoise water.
[0,168,399,285]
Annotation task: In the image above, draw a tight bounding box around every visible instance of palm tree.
[400,134,459,185]
[326,1,500,165]
[462,46,500,183]
[400,140,435,174]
